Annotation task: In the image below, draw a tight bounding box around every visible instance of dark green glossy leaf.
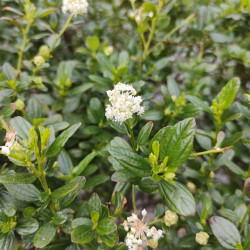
[16,218,39,235]
[34,223,56,248]
[158,180,196,216]
[51,176,85,201]
[160,118,196,168]
[137,121,154,146]
[0,172,36,184]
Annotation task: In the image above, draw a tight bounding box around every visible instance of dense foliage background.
[0,0,249,249]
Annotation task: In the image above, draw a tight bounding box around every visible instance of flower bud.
[209,171,215,179]
[187,181,196,193]
[164,210,178,227]
[14,99,25,111]
[104,46,113,56]
[33,56,45,67]
[195,231,209,245]
[164,172,175,182]
[38,45,50,58]
[147,239,158,248]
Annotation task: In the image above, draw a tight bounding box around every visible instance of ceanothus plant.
[0,0,249,249]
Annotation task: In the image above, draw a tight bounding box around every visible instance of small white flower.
[62,0,88,16]
[105,82,144,124]
[0,127,17,156]
[0,146,10,155]
[123,209,163,249]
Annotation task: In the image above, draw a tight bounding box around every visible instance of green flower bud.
[33,56,45,67]
[39,45,50,58]
[104,46,113,56]
[14,99,25,111]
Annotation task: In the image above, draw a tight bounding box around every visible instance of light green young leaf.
[214,77,241,110]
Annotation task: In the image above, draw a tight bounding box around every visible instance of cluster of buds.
[164,210,178,227]
[195,231,209,245]
[0,126,17,156]
[123,209,163,249]
[149,141,176,182]
[105,82,144,124]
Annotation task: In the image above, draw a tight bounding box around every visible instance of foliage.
[0,0,249,249]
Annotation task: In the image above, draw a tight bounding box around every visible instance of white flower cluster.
[123,209,163,250]
[105,82,144,124]
[62,0,88,16]
[0,128,17,156]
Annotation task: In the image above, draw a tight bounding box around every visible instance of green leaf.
[87,36,100,52]
[16,218,39,235]
[217,208,239,225]
[141,110,164,121]
[185,95,212,113]
[10,116,32,140]
[71,224,94,244]
[149,126,171,152]
[4,183,40,202]
[200,193,212,224]
[223,159,245,176]
[195,130,212,150]
[138,177,157,193]
[34,223,56,248]
[73,152,98,177]
[158,180,196,216]
[160,118,196,168]
[88,193,102,215]
[88,98,104,123]
[0,231,15,250]
[96,218,117,236]
[0,191,16,217]
[35,8,57,18]
[72,218,93,228]
[0,172,36,184]
[108,146,152,177]
[0,17,22,30]
[2,6,24,16]
[109,121,128,135]
[214,78,241,110]
[27,97,42,122]
[57,149,73,175]
[98,230,118,247]
[23,207,37,218]
[51,176,85,201]
[210,216,241,249]
[2,63,16,80]
[46,122,81,157]
[96,53,113,73]
[110,137,132,151]
[84,175,109,190]
[137,121,154,146]
[167,76,181,97]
